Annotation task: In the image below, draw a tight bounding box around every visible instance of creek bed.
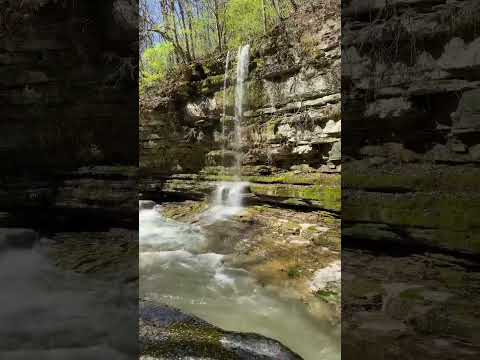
[140,204,340,360]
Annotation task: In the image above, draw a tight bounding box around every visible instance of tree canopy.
[139,0,302,88]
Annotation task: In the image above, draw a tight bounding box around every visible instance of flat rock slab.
[140,302,303,360]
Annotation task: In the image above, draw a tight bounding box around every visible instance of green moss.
[287,264,302,278]
[245,79,269,110]
[343,192,480,253]
[255,58,265,71]
[344,193,480,230]
[345,168,480,193]
[399,288,425,301]
[249,183,341,211]
[162,201,209,220]
[198,74,225,95]
[144,323,234,359]
[265,118,282,140]
[203,172,340,186]
[213,85,235,113]
[315,289,341,304]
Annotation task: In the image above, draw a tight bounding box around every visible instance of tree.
[140,0,304,87]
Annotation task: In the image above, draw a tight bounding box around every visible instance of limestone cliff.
[0,0,138,227]
[342,1,480,359]
[343,0,480,255]
[139,2,341,212]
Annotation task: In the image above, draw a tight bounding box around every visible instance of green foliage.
[225,0,267,50]
[140,42,174,89]
[140,0,302,85]
[287,264,302,278]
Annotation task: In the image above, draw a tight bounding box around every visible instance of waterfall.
[213,181,248,209]
[233,44,250,178]
[221,51,230,171]
[207,45,250,220]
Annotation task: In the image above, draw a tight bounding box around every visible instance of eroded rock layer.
[342,1,480,358]
[140,3,341,212]
[343,0,480,255]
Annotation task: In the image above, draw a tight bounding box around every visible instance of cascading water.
[139,203,340,360]
[208,45,251,221]
[233,44,250,177]
[221,50,230,171]
[204,181,249,222]
[139,46,339,360]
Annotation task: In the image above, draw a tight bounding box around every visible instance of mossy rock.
[343,191,480,253]
[249,183,341,212]
[245,79,270,110]
[140,302,302,359]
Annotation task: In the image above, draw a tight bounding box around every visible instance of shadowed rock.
[0,228,38,249]
[140,302,303,360]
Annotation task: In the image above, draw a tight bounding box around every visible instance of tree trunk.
[169,0,190,62]
[177,0,192,61]
[213,0,223,52]
[185,1,196,59]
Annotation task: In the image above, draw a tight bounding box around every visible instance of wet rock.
[140,4,341,197]
[140,200,157,210]
[140,302,303,360]
[206,150,237,167]
[310,260,341,303]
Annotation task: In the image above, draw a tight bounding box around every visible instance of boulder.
[140,302,303,360]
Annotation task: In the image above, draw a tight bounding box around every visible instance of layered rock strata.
[140,3,341,211]
[342,1,480,358]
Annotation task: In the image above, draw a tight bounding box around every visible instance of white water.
[202,181,250,223]
[221,50,231,170]
[139,45,340,360]
[208,45,252,223]
[233,44,250,176]
[139,205,340,360]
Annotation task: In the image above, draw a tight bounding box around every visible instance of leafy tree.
[225,0,266,50]
[141,42,175,87]
[139,0,304,87]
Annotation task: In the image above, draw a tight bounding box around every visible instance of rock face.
[0,0,138,228]
[1,166,137,229]
[0,0,138,171]
[342,1,480,359]
[343,0,480,255]
[140,3,341,211]
[140,302,303,360]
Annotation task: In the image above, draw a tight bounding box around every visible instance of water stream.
[139,46,339,359]
[221,50,230,172]
[233,44,250,177]
[139,205,340,360]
